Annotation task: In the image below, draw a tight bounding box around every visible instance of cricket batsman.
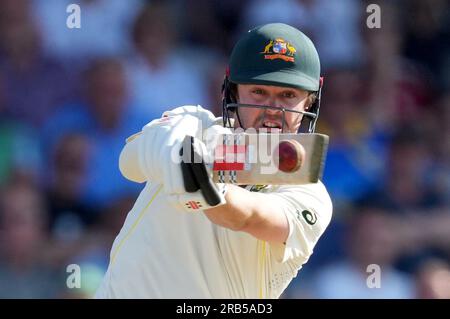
[95,23,332,298]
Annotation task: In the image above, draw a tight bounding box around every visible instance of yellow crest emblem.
[261,38,296,62]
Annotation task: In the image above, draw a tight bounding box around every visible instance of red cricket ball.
[275,140,305,173]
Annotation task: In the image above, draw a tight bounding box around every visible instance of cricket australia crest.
[261,38,297,62]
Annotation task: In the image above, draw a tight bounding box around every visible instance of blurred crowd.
[0,0,448,298]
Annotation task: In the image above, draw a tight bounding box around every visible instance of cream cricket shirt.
[95,180,332,299]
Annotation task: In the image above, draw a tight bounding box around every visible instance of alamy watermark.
[366,264,381,288]
[66,264,81,289]
[366,4,381,29]
[66,4,81,29]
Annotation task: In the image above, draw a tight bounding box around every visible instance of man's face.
[234,84,310,133]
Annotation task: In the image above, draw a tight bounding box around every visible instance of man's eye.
[252,89,264,95]
[283,92,296,98]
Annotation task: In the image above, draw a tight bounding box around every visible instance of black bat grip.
[180,137,200,192]
[184,136,223,206]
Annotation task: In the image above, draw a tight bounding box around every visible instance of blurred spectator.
[33,0,143,63]
[126,1,210,118]
[0,181,60,298]
[428,94,450,206]
[359,126,450,273]
[56,195,136,298]
[311,209,415,299]
[97,195,135,242]
[401,0,450,91]
[416,259,450,299]
[0,69,42,185]
[180,0,245,55]
[319,69,388,207]
[0,121,43,186]
[361,126,444,213]
[0,0,75,127]
[180,0,226,51]
[363,1,434,131]
[46,133,96,241]
[42,57,147,210]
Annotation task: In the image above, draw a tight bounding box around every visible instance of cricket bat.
[208,133,329,185]
[180,133,329,207]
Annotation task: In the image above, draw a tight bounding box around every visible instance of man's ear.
[306,92,317,110]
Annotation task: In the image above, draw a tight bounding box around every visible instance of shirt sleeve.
[266,181,333,264]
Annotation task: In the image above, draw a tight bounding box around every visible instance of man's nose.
[264,98,283,115]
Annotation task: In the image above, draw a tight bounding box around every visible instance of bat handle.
[181,136,224,207]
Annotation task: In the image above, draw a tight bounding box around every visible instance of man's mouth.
[260,121,282,133]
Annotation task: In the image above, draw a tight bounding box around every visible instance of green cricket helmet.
[222,23,323,133]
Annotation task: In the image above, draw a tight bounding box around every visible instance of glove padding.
[138,114,202,194]
[137,109,232,212]
[166,125,233,212]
